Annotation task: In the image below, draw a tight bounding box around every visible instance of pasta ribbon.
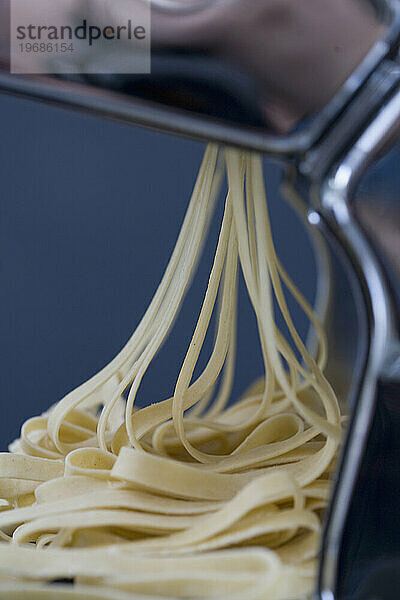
[0,148,341,599]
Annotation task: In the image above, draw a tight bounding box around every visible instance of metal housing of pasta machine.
[0,0,399,598]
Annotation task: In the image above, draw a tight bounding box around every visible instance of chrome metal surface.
[299,61,400,180]
[1,0,400,597]
[294,85,400,600]
[0,0,399,157]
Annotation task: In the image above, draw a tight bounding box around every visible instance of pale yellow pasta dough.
[0,147,341,599]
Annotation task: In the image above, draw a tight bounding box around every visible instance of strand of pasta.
[47,145,220,454]
[0,145,342,600]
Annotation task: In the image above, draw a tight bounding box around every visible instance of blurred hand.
[149,0,384,131]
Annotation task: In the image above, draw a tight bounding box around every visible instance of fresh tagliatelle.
[0,147,342,600]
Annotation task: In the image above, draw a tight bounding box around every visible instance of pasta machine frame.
[0,0,399,597]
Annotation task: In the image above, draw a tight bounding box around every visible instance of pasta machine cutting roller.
[0,0,399,598]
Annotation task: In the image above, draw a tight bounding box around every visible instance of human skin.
[149,0,384,131]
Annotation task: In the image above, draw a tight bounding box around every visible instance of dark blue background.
[0,93,317,450]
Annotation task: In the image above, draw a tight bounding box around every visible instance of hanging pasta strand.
[0,145,342,600]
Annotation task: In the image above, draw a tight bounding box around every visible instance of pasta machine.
[0,0,399,598]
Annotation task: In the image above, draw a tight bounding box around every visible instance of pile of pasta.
[0,147,342,600]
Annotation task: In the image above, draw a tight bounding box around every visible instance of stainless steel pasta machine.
[0,0,399,598]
